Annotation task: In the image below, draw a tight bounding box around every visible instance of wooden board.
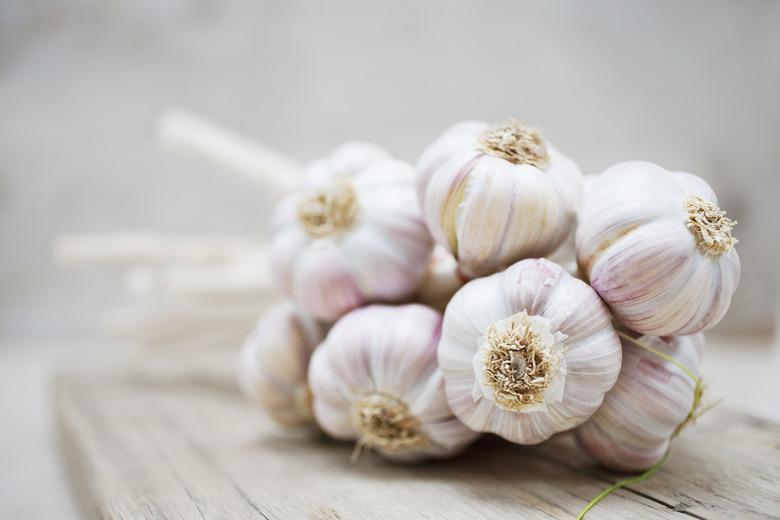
[54,362,780,520]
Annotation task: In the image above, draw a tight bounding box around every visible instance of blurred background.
[1,0,778,518]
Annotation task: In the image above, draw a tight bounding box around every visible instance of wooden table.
[55,361,780,520]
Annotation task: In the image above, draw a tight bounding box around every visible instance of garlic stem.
[157,107,301,193]
[576,449,670,520]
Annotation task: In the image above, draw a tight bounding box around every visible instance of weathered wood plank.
[54,364,780,520]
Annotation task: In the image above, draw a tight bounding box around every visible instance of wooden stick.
[157,107,301,193]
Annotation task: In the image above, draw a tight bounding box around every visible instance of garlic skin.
[303,141,391,187]
[439,258,622,444]
[238,302,326,427]
[414,245,466,312]
[416,120,583,278]
[576,161,740,336]
[575,332,704,472]
[270,159,434,321]
[308,304,479,461]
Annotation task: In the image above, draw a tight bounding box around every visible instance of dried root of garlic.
[238,302,326,427]
[308,304,479,461]
[271,159,433,321]
[439,258,622,444]
[416,119,583,278]
[575,332,704,472]
[576,161,740,335]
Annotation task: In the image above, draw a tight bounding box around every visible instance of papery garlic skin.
[303,141,391,187]
[576,161,740,336]
[238,302,326,427]
[416,120,583,278]
[439,258,622,444]
[308,304,479,461]
[270,159,434,321]
[575,332,704,472]
[414,245,466,312]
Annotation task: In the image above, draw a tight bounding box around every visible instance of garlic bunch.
[416,119,583,277]
[302,141,391,186]
[576,161,740,336]
[270,159,434,321]
[575,332,704,472]
[308,304,479,461]
[238,302,326,427]
[439,258,622,444]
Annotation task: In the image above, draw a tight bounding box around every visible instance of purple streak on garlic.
[416,119,583,278]
[576,161,740,336]
[308,304,479,461]
[303,141,391,187]
[238,302,326,427]
[439,258,622,445]
[575,332,704,472]
[270,159,434,321]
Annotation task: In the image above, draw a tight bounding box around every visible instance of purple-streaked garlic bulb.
[302,141,391,187]
[238,302,326,427]
[270,159,434,321]
[575,332,704,472]
[416,119,583,278]
[308,304,479,461]
[438,258,622,444]
[576,161,740,336]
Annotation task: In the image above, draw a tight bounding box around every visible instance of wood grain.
[54,362,780,520]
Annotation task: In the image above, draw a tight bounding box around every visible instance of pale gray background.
[2,0,778,337]
[1,2,779,518]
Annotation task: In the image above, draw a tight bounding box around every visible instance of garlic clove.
[238,302,326,427]
[308,304,479,461]
[575,332,704,472]
[439,258,621,445]
[576,161,740,335]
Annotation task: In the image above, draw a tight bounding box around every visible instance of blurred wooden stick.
[157,107,301,193]
[53,230,261,266]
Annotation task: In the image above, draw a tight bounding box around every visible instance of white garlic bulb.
[575,332,704,472]
[413,245,466,312]
[238,302,326,427]
[308,304,479,461]
[576,161,740,336]
[270,159,434,321]
[303,141,391,186]
[439,258,622,444]
[416,119,583,277]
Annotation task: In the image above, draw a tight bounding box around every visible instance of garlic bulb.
[238,302,326,427]
[308,304,479,461]
[576,161,740,336]
[303,141,391,186]
[270,159,434,321]
[416,119,583,277]
[439,258,622,444]
[575,332,704,472]
[413,245,466,312]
